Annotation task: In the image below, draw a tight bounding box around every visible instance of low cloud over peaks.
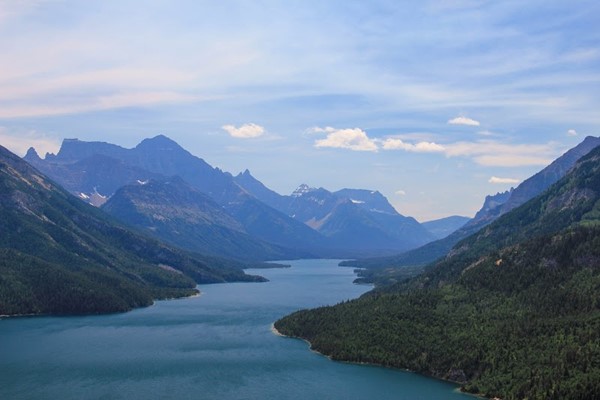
[567,129,577,136]
[448,116,480,126]
[222,123,265,139]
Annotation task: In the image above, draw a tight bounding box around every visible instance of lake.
[0,259,471,399]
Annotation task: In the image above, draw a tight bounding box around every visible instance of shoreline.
[160,289,202,301]
[270,323,333,359]
[1,288,203,320]
[270,322,490,399]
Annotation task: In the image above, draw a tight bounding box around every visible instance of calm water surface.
[0,259,471,399]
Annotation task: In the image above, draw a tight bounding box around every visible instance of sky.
[1,0,599,221]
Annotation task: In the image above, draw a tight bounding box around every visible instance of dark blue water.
[0,259,470,399]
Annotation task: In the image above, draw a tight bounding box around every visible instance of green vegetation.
[0,146,264,316]
[277,227,600,399]
[276,146,600,399]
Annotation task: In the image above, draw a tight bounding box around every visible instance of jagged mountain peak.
[237,168,252,178]
[24,147,41,162]
[291,183,315,197]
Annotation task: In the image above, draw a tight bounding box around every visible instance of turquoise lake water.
[0,259,471,399]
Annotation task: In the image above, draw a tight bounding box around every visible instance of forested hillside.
[0,145,265,316]
[275,145,600,399]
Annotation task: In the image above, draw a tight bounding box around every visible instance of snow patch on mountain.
[291,184,315,197]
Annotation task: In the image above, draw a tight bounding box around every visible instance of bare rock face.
[446,368,468,384]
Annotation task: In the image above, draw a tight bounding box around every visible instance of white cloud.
[313,127,378,152]
[222,123,265,139]
[378,136,556,167]
[448,116,480,126]
[567,129,577,136]
[489,176,520,184]
[382,138,445,153]
[395,190,406,196]
[0,128,60,157]
[443,140,557,167]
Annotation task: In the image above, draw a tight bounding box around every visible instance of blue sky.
[1,0,599,220]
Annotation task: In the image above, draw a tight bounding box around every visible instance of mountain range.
[0,145,265,316]
[25,135,445,258]
[101,177,295,260]
[275,139,600,400]
[234,173,435,254]
[5,131,600,397]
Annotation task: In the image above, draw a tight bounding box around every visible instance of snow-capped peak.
[291,183,314,197]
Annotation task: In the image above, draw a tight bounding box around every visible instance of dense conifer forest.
[276,145,600,399]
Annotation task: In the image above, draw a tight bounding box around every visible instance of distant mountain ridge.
[101,177,297,261]
[345,136,600,272]
[234,173,435,254]
[29,135,243,204]
[25,135,331,259]
[27,135,437,258]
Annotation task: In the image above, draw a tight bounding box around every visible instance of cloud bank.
[312,126,556,167]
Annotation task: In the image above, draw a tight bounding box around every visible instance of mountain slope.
[25,150,163,206]
[275,145,600,399]
[0,145,264,316]
[26,135,334,258]
[224,196,325,256]
[345,136,600,273]
[101,177,292,260]
[233,169,288,211]
[334,188,399,215]
[421,215,471,239]
[235,174,434,255]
